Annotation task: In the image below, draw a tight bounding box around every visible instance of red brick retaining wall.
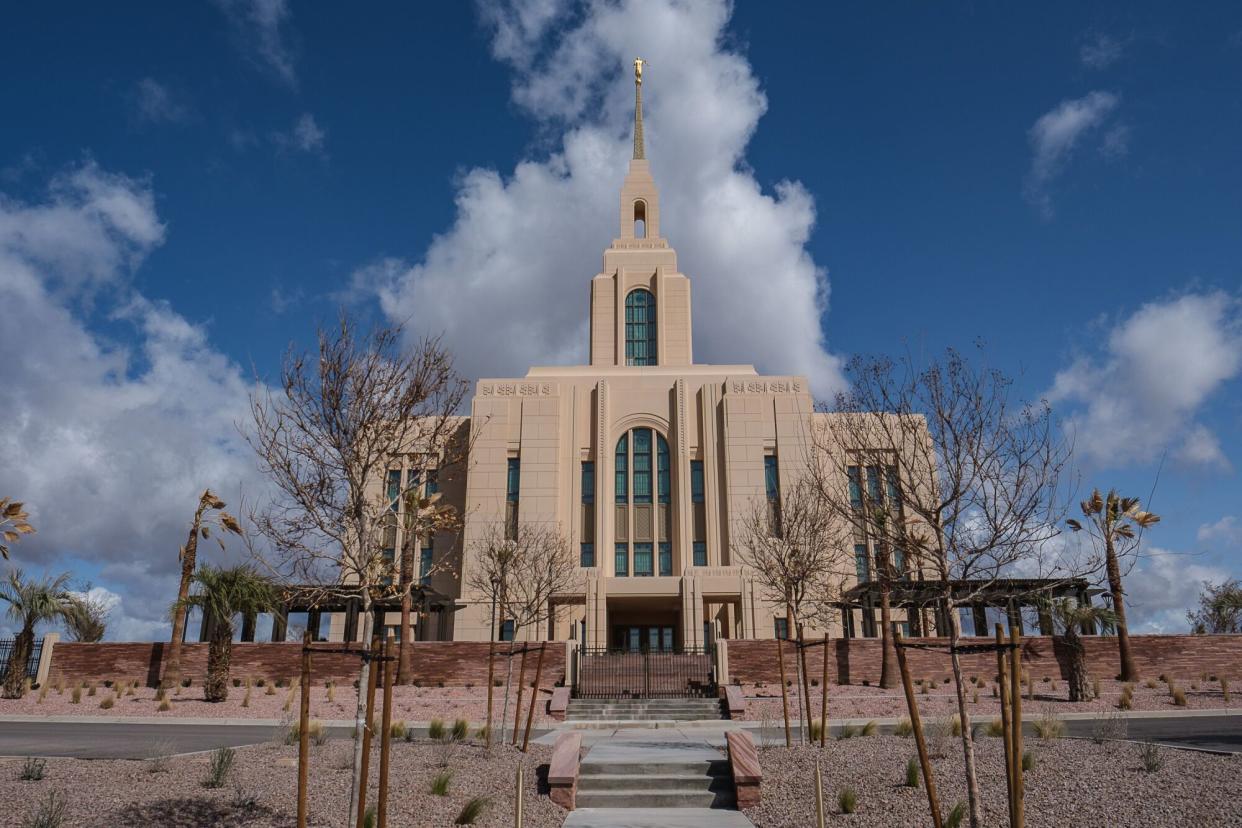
[726,634,1242,686]
[48,641,566,689]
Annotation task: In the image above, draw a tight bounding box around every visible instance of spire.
[632,57,645,160]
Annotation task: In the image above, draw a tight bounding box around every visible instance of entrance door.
[612,625,675,652]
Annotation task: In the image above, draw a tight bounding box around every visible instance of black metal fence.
[0,638,44,683]
[575,646,715,699]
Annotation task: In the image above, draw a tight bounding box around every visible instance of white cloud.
[1050,292,1242,470]
[271,113,327,155]
[214,0,297,87]
[1080,33,1124,69]
[132,78,190,125]
[1124,547,1229,633]
[0,163,265,641]
[1198,515,1242,546]
[1024,90,1119,218]
[358,0,844,397]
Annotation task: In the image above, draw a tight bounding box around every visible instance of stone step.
[567,704,723,711]
[578,773,733,793]
[567,714,725,722]
[574,789,738,809]
[564,808,757,828]
[581,760,730,776]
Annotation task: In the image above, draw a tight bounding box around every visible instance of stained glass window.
[634,542,654,576]
[615,434,628,504]
[633,428,652,503]
[624,289,657,366]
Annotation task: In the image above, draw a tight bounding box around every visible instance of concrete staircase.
[575,740,736,810]
[566,697,725,722]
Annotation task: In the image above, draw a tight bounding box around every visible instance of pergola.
[840,577,1106,638]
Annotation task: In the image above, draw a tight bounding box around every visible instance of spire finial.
[632,57,645,160]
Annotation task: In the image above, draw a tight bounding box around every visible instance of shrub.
[202,747,235,789]
[945,802,966,828]
[809,719,824,742]
[103,680,114,689]
[232,678,242,688]
[1144,678,1158,689]
[837,787,857,814]
[1091,710,1128,747]
[285,719,326,746]
[158,699,171,712]
[1172,687,1187,707]
[985,718,1005,738]
[1118,685,1133,710]
[991,683,998,698]
[22,790,67,828]
[255,677,265,687]
[861,721,877,737]
[452,719,469,741]
[428,718,446,741]
[949,715,962,737]
[904,756,920,788]
[921,682,929,696]
[180,677,192,688]
[1222,677,1231,704]
[1139,742,1163,773]
[1033,710,1064,740]
[1158,673,1169,684]
[86,684,96,697]
[69,687,81,705]
[1021,750,1034,771]
[429,769,453,796]
[971,690,979,704]
[154,686,166,702]
[474,725,490,744]
[265,684,276,696]
[145,740,174,774]
[893,718,913,738]
[19,757,46,781]
[99,695,115,710]
[1092,677,1101,700]
[1042,676,1050,684]
[837,723,859,740]
[231,783,258,812]
[454,796,490,824]
[326,682,335,703]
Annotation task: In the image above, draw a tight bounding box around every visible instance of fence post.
[297,631,311,828]
[514,762,525,828]
[894,630,943,828]
[776,637,792,748]
[1008,625,1025,828]
[814,756,826,828]
[995,624,1016,827]
[377,633,395,828]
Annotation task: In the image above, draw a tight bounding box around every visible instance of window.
[624,288,657,366]
[580,543,595,568]
[419,542,433,586]
[634,543,654,576]
[855,543,871,583]
[614,543,629,577]
[693,541,707,567]
[581,461,595,505]
[615,434,628,504]
[866,465,882,504]
[659,542,672,576]
[386,469,402,511]
[765,454,781,536]
[847,465,862,509]
[426,468,439,495]
[884,466,900,510]
[892,545,906,577]
[581,461,595,568]
[657,433,670,503]
[506,457,520,540]
[633,429,652,503]
[774,617,789,640]
[690,461,704,503]
[500,620,514,642]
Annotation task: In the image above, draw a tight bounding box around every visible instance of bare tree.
[246,311,466,822]
[813,349,1071,828]
[466,522,581,740]
[164,490,243,687]
[1065,489,1159,682]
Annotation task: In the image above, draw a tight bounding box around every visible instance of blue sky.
[1,1,1239,638]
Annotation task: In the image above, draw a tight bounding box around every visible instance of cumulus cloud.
[359,0,844,397]
[0,163,264,641]
[131,78,191,125]
[214,0,298,86]
[1080,33,1124,69]
[1124,547,1229,633]
[1024,90,1119,218]
[1049,292,1242,470]
[1198,515,1242,546]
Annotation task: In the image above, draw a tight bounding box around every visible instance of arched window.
[625,288,657,366]
[633,199,647,238]
[614,428,672,577]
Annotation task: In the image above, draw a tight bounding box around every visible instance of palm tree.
[0,498,36,560]
[1066,489,1159,682]
[164,490,243,688]
[64,592,110,642]
[1046,597,1118,702]
[173,565,279,702]
[0,570,74,698]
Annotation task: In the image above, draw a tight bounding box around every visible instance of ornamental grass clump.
[837,723,859,741]
[904,756,920,788]
[429,769,453,796]
[860,720,877,737]
[1033,710,1064,740]
[70,687,81,704]
[202,747,235,789]
[454,796,490,825]
[390,720,408,740]
[945,802,966,828]
[158,699,171,712]
[99,694,115,710]
[1172,686,1187,707]
[1021,751,1035,771]
[19,757,46,781]
[1222,677,1231,704]
[985,718,1005,738]
[894,718,913,738]
[1118,685,1133,710]
[451,718,469,741]
[23,790,67,828]
[1139,742,1164,773]
[837,787,858,814]
[428,718,446,741]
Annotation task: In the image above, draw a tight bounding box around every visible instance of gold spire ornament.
[632,57,646,160]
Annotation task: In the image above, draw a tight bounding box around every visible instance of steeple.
[633,57,645,160]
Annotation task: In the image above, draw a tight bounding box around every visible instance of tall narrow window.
[500,619,515,642]
[693,542,707,567]
[580,543,595,568]
[633,429,652,503]
[614,543,629,577]
[425,468,439,495]
[419,541,433,586]
[386,469,402,512]
[774,617,789,640]
[581,460,595,568]
[847,465,862,509]
[582,461,595,505]
[624,288,657,366]
[658,542,672,576]
[615,435,628,504]
[690,461,704,503]
[506,457,520,540]
[765,454,781,536]
[866,465,882,504]
[634,543,654,577]
[656,434,670,503]
[691,459,706,566]
[855,543,871,583]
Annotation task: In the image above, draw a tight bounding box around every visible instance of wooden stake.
[798,625,813,744]
[1008,625,1025,828]
[820,633,830,748]
[814,756,826,828]
[355,634,380,828]
[296,631,311,828]
[521,643,546,752]
[776,636,792,748]
[512,644,529,746]
[894,630,943,828]
[995,625,1015,827]
[377,634,395,828]
[485,638,497,747]
[514,762,525,827]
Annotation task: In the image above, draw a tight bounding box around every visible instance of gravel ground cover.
[0,682,556,726]
[742,675,1235,722]
[746,734,1242,827]
[0,736,563,827]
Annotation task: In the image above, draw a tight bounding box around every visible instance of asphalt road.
[0,714,1237,759]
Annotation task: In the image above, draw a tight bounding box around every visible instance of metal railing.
[575,646,715,699]
[0,638,43,683]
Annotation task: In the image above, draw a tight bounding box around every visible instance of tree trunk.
[166,494,209,688]
[397,544,415,684]
[948,607,984,828]
[204,626,232,702]
[346,604,374,826]
[878,582,896,689]
[1060,627,1091,702]
[1105,536,1138,682]
[2,626,34,699]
